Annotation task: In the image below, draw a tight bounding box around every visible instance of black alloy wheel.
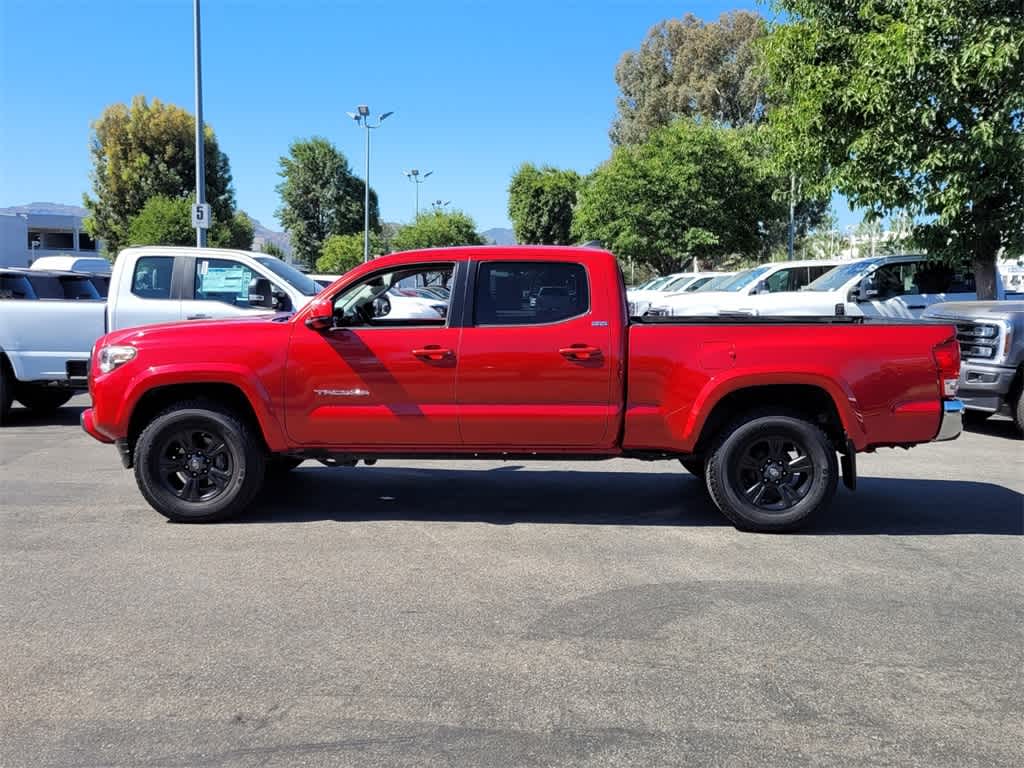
[732,434,814,512]
[155,427,235,503]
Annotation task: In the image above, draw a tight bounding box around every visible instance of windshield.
[683,276,714,292]
[663,276,694,292]
[644,276,673,291]
[693,274,735,292]
[255,257,321,296]
[709,266,772,293]
[805,258,885,291]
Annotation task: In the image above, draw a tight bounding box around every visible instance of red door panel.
[284,323,462,447]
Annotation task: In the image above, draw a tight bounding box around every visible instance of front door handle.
[412,346,453,361]
[559,344,602,361]
[186,314,212,320]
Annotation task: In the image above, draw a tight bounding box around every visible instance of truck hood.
[101,312,292,347]
[923,301,1024,322]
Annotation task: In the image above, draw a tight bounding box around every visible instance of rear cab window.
[0,274,35,299]
[474,262,589,325]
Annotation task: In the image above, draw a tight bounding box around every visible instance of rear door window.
[474,262,589,325]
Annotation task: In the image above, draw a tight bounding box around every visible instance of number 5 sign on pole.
[191,203,211,230]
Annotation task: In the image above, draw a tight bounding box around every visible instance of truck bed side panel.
[624,322,956,452]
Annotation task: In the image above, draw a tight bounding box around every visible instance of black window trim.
[468,258,592,328]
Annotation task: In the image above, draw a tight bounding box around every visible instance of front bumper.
[957,362,1016,414]
[934,399,964,442]
[80,408,114,444]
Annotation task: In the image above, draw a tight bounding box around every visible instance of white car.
[647,259,844,316]
[722,254,1005,318]
[627,272,729,316]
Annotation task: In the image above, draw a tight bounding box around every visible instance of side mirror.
[272,289,292,312]
[753,280,769,295]
[248,277,274,309]
[855,275,879,301]
[304,296,334,331]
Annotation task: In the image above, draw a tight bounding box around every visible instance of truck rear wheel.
[133,401,265,523]
[15,386,73,414]
[705,412,838,533]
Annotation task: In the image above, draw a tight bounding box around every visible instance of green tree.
[127,195,253,250]
[259,241,286,259]
[391,210,486,251]
[276,137,379,268]
[316,232,384,273]
[507,163,581,245]
[573,119,781,274]
[83,96,237,256]
[612,10,767,144]
[762,0,1024,298]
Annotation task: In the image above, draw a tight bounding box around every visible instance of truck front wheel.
[705,413,838,533]
[133,401,266,523]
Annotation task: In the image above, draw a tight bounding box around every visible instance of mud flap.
[840,440,857,491]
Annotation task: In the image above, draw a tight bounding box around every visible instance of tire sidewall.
[134,407,261,522]
[708,415,837,531]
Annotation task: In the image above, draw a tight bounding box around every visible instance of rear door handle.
[559,344,602,361]
[412,346,453,361]
[186,314,212,320]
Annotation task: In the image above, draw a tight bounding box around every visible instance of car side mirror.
[304,296,334,331]
[753,280,769,295]
[248,277,275,309]
[855,275,879,301]
[272,289,292,312]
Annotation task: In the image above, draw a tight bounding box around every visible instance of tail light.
[932,336,960,398]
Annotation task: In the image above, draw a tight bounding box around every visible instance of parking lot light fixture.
[405,169,433,218]
[349,106,393,262]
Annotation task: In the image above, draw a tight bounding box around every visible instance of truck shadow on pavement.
[3,404,87,428]
[237,466,1023,535]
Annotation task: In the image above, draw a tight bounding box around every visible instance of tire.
[679,457,704,476]
[15,386,73,413]
[133,401,266,523]
[0,360,12,427]
[705,412,838,533]
[1014,388,1024,437]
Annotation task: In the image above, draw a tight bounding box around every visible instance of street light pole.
[193,0,206,248]
[404,169,432,218]
[348,106,393,262]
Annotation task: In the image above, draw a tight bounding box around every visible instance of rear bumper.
[934,399,964,442]
[80,408,114,444]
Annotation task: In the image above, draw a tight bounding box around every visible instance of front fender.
[107,363,289,451]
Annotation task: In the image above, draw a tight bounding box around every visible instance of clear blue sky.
[2,0,857,234]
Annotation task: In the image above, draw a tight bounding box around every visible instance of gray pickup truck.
[923,300,1024,434]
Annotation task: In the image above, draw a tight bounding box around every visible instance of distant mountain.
[482,227,515,245]
[249,217,291,256]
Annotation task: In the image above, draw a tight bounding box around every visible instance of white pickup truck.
[646,259,844,316]
[705,254,1005,318]
[1,247,323,424]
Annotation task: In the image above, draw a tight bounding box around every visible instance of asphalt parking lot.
[2,395,1022,768]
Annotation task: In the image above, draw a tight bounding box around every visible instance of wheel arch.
[691,382,852,458]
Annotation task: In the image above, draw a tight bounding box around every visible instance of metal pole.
[363,122,371,263]
[414,180,419,219]
[193,0,206,248]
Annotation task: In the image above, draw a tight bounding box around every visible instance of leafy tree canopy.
[507,163,581,245]
[573,119,783,274]
[391,210,486,252]
[762,0,1024,297]
[316,232,384,274]
[276,137,379,268]
[127,195,253,250]
[83,96,236,256]
[612,10,767,144]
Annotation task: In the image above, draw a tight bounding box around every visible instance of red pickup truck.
[82,246,963,532]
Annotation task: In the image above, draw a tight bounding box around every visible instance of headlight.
[97,344,137,373]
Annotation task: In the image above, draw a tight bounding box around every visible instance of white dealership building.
[0,208,104,268]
